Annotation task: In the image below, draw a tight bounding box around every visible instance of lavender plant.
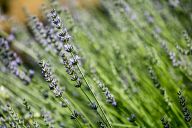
[0,0,192,127]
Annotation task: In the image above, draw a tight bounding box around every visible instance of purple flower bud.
[64,44,73,53]
[29,69,35,79]
[112,101,117,107]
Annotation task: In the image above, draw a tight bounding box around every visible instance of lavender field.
[0,0,192,127]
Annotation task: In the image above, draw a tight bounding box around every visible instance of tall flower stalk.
[47,8,112,127]
[39,60,82,127]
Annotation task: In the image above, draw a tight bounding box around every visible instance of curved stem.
[60,97,82,128]
[79,87,107,126]
[72,53,112,128]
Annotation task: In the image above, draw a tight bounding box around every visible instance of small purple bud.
[29,69,35,79]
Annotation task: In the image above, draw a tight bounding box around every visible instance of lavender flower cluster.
[0,38,34,84]
[177,91,191,122]
[39,60,63,98]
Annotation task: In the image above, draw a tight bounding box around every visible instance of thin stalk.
[64,93,95,128]
[79,87,107,126]
[60,97,82,128]
[71,53,112,128]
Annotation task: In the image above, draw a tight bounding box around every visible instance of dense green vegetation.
[0,0,192,127]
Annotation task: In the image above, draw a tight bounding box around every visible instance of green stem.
[73,53,112,128]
